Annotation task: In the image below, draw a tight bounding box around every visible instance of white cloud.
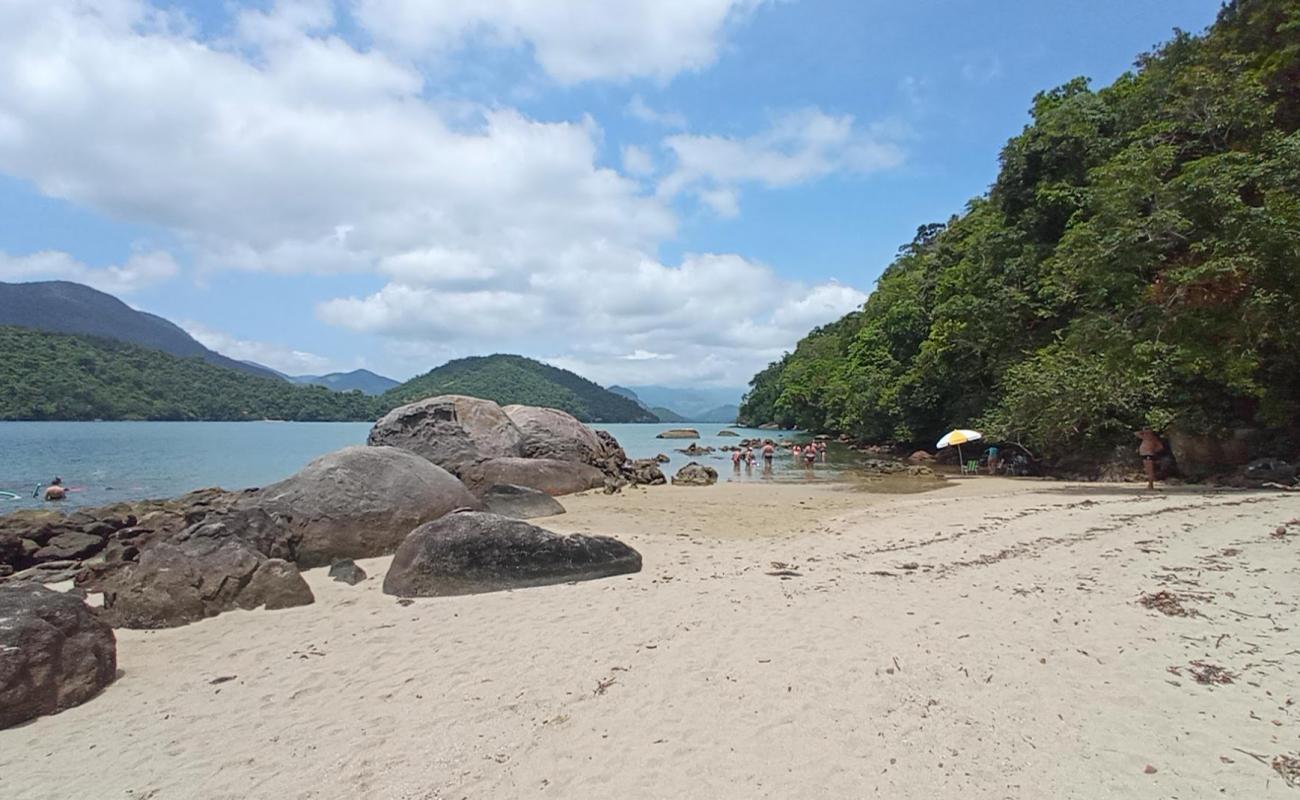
[626,95,687,128]
[0,0,867,388]
[621,144,656,177]
[659,108,907,216]
[354,0,767,83]
[0,249,178,295]
[181,320,339,376]
[960,54,1003,84]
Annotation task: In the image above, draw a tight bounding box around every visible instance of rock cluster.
[382,511,641,597]
[368,395,654,494]
[0,488,243,580]
[672,462,718,486]
[0,582,117,729]
[91,519,313,629]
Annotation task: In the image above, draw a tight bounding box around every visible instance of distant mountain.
[649,406,688,423]
[696,404,740,423]
[0,327,378,421]
[385,354,658,423]
[0,280,283,381]
[622,385,743,420]
[292,369,398,396]
[607,385,652,411]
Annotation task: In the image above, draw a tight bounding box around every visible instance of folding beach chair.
[961,459,980,475]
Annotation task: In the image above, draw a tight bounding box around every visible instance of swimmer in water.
[43,476,67,502]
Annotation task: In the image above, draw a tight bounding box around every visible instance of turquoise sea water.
[0,421,843,510]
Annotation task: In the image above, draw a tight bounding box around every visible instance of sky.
[0,0,1226,388]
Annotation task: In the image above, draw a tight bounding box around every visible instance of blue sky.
[0,0,1224,387]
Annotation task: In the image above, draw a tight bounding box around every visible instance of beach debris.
[766,570,801,578]
[1138,590,1201,617]
[900,562,919,571]
[1187,660,1235,685]
[1272,753,1300,787]
[594,676,617,696]
[397,598,414,606]
[209,675,237,685]
[1143,764,1157,774]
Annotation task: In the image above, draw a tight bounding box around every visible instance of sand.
[3,477,1299,799]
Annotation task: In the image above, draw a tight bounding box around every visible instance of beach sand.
[3,477,1299,799]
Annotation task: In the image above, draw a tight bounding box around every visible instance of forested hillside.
[0,280,283,380]
[0,327,378,421]
[383,354,658,422]
[740,0,1300,459]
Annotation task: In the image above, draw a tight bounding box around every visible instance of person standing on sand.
[985,444,1000,475]
[1136,427,1165,490]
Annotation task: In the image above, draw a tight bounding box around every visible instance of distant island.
[740,7,1300,465]
[0,325,661,423]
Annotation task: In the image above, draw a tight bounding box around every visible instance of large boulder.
[656,428,700,439]
[97,527,313,629]
[382,512,642,597]
[672,462,718,486]
[461,458,605,497]
[0,583,117,729]
[503,405,603,464]
[250,446,482,567]
[482,484,566,519]
[368,395,525,474]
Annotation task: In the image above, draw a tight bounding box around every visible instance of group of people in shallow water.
[731,440,827,473]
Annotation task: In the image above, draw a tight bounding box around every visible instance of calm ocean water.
[0,421,845,510]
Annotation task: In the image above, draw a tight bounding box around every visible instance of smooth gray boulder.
[656,428,700,439]
[382,512,642,597]
[672,462,718,486]
[97,530,313,629]
[503,405,604,464]
[368,395,525,474]
[460,457,605,497]
[0,583,117,729]
[250,446,482,567]
[482,484,566,519]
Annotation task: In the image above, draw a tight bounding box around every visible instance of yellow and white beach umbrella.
[936,429,983,449]
[936,429,983,469]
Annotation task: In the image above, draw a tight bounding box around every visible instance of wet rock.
[368,395,525,475]
[482,484,566,520]
[250,446,482,568]
[328,559,367,585]
[654,453,671,464]
[461,457,605,497]
[672,462,718,487]
[717,430,740,437]
[3,561,85,585]
[656,428,700,439]
[0,582,117,729]
[383,512,641,597]
[908,450,935,463]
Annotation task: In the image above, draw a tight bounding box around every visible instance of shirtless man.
[1136,428,1165,490]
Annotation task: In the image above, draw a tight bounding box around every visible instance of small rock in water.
[328,559,367,585]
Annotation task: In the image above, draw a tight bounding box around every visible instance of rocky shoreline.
[0,394,684,728]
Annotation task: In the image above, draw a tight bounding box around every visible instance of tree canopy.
[739,0,1300,459]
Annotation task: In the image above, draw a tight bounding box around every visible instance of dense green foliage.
[0,327,378,421]
[383,354,658,422]
[740,0,1300,459]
